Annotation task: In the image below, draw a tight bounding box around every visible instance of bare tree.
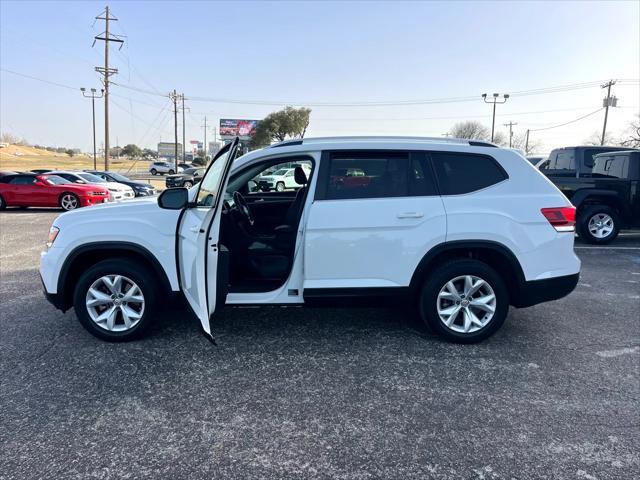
[620,115,640,148]
[511,132,541,155]
[450,121,490,141]
[583,130,620,146]
[0,132,28,145]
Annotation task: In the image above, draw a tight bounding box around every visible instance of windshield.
[196,148,231,206]
[107,172,130,182]
[44,175,70,185]
[78,172,107,183]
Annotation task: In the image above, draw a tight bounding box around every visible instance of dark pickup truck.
[542,146,640,243]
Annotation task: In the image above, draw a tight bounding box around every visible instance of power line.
[0,68,77,90]
[528,108,604,132]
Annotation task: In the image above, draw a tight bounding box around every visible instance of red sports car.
[0,173,110,211]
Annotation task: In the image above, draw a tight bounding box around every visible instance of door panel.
[304,196,447,288]
[177,138,239,336]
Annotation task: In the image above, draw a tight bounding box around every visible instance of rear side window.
[592,155,628,178]
[323,151,437,200]
[431,152,507,195]
[9,175,36,185]
[547,150,575,170]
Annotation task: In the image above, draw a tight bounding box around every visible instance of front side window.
[326,153,409,200]
[43,175,70,185]
[431,152,507,195]
[196,148,231,206]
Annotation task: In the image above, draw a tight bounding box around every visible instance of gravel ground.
[1,209,639,479]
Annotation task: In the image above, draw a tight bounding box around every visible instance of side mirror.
[35,180,47,186]
[158,187,188,209]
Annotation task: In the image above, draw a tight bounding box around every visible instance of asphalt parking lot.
[1,209,638,480]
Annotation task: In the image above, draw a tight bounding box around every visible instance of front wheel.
[59,193,80,211]
[275,181,285,192]
[578,205,620,244]
[419,259,509,343]
[73,259,159,341]
[183,181,193,188]
[0,194,6,210]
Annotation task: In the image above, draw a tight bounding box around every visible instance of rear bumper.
[512,272,580,308]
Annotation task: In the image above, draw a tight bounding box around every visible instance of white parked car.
[149,161,182,175]
[48,171,135,202]
[258,165,312,192]
[41,136,580,343]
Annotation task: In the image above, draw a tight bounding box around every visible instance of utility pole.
[170,90,179,172]
[93,6,124,171]
[482,93,509,142]
[601,80,617,146]
[81,87,104,170]
[180,94,186,163]
[525,129,530,154]
[202,117,208,160]
[503,121,517,148]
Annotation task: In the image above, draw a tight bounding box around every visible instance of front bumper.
[512,272,580,308]
[40,272,67,311]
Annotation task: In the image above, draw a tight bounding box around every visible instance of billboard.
[219,119,259,140]
[157,142,182,159]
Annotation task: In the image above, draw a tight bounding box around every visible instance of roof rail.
[269,136,499,148]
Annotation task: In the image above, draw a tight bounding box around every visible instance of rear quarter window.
[431,152,508,195]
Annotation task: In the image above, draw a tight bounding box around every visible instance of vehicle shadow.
[0,207,63,213]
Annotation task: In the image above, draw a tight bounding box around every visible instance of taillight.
[541,206,576,232]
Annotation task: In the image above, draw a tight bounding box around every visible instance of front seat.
[248,166,309,255]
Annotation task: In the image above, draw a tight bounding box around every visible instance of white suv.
[40,137,580,343]
[149,161,182,175]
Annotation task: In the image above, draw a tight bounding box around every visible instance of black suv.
[86,170,156,197]
[165,167,206,189]
[543,147,639,243]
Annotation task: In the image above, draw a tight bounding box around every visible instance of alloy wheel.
[437,275,496,334]
[85,274,145,332]
[588,213,614,239]
[60,194,78,210]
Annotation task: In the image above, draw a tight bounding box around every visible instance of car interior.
[219,156,314,293]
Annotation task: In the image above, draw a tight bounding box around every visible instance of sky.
[1,0,639,154]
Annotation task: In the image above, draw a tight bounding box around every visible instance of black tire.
[0,194,7,210]
[168,170,175,175]
[577,205,620,244]
[275,181,285,192]
[73,259,159,342]
[418,259,509,344]
[183,181,193,188]
[150,169,157,175]
[59,192,80,211]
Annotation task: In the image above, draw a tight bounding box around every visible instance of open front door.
[177,137,240,337]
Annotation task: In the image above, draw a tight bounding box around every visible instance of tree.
[251,106,311,149]
[511,132,542,155]
[450,121,490,141]
[583,131,620,146]
[620,115,640,148]
[65,148,75,157]
[142,148,157,159]
[122,144,142,158]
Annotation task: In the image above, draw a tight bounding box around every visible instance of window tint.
[547,150,575,170]
[9,175,36,185]
[592,155,628,178]
[431,152,507,195]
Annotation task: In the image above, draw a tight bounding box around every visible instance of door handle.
[189,226,201,233]
[397,212,424,219]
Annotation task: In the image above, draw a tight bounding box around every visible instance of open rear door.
[177,138,240,337]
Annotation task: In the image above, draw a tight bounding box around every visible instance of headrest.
[294,166,308,185]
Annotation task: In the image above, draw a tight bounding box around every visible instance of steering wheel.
[233,191,254,227]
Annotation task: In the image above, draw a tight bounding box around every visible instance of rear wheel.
[168,169,175,175]
[183,181,193,188]
[275,181,285,192]
[59,193,80,211]
[150,168,157,175]
[578,205,620,244]
[419,259,509,343]
[0,194,6,210]
[73,259,159,341]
